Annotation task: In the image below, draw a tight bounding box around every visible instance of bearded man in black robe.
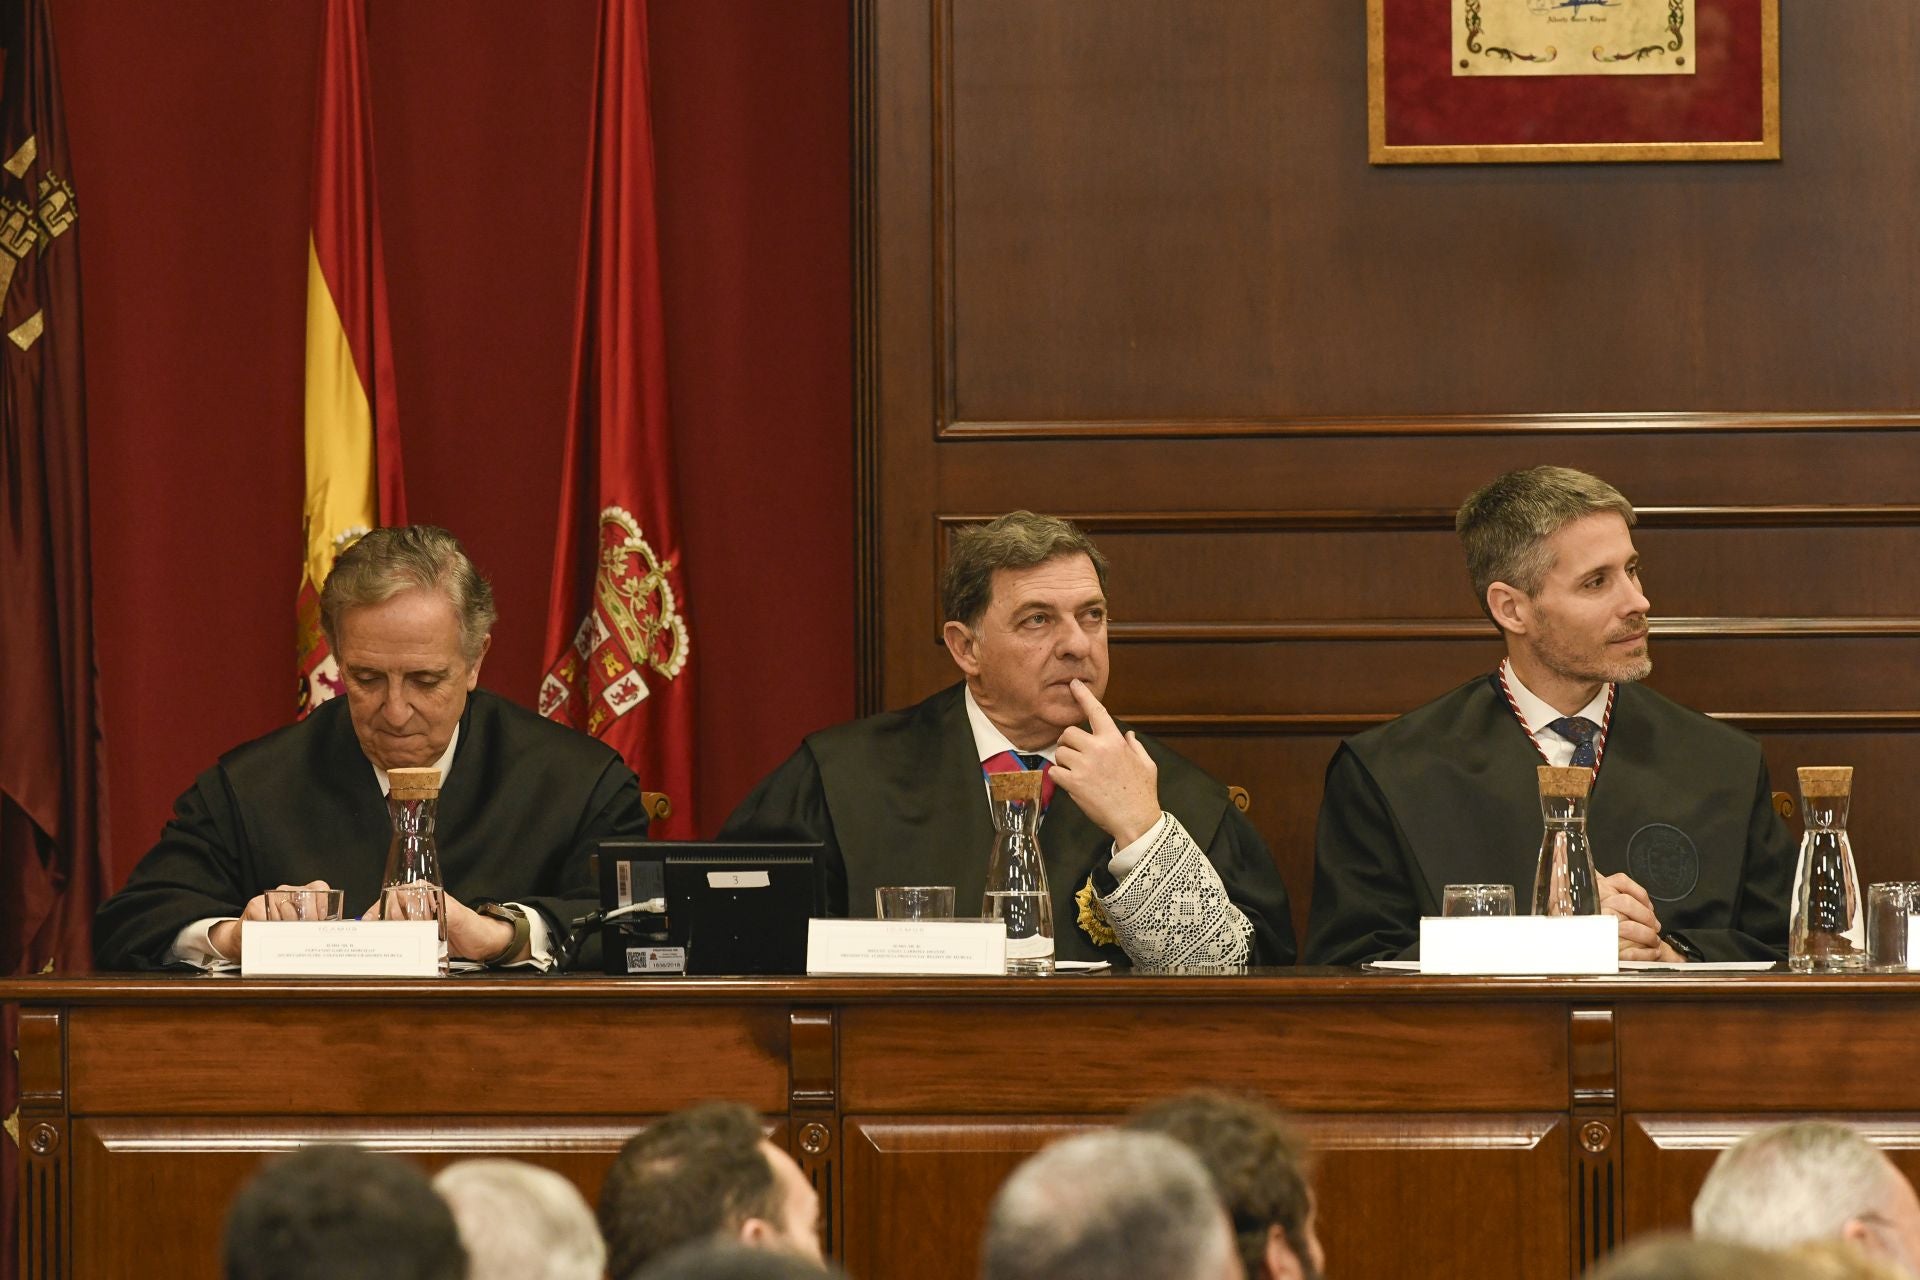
[1304,467,1794,966]
[94,525,647,970]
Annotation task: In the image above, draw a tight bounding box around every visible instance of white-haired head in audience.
[433,1158,606,1280]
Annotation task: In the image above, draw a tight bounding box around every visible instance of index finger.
[1602,872,1653,909]
[1069,678,1118,736]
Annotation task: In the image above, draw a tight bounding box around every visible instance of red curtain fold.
[0,0,107,1274]
[538,0,696,831]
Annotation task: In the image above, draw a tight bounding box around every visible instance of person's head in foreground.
[1693,1121,1920,1274]
[632,1240,838,1280]
[223,1144,465,1280]
[981,1129,1241,1280]
[432,1158,605,1280]
[1790,1240,1918,1280]
[1129,1091,1325,1280]
[598,1102,823,1280]
[1456,465,1650,712]
[1584,1236,1815,1280]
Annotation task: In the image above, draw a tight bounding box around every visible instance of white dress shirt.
[1501,660,1612,768]
[961,686,1168,879]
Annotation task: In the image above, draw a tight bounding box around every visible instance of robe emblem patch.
[539,506,690,737]
[1626,823,1699,901]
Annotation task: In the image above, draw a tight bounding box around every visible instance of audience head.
[981,1129,1239,1280]
[432,1158,605,1280]
[634,1241,837,1280]
[599,1102,823,1280]
[1790,1240,1917,1280]
[1693,1121,1920,1273]
[1129,1091,1324,1280]
[1584,1236,1814,1280]
[222,1144,466,1280]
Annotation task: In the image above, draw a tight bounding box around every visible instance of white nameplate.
[242,921,442,977]
[1907,915,1920,969]
[1420,915,1619,975]
[806,919,1008,976]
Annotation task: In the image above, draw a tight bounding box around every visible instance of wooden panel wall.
[855,0,1920,935]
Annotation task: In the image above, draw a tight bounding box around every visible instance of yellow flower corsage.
[1075,874,1117,948]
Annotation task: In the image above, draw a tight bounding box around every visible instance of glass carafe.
[380,766,449,975]
[983,770,1054,975]
[1789,765,1865,972]
[1531,765,1602,916]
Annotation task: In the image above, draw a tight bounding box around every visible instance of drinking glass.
[875,885,957,920]
[1867,881,1920,971]
[1442,884,1516,918]
[263,888,344,921]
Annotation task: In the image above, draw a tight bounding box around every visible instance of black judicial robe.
[719,682,1297,965]
[1303,675,1795,965]
[93,689,649,970]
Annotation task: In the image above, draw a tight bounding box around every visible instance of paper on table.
[1054,960,1110,973]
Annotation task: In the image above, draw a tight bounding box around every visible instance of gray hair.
[320,525,497,662]
[433,1159,606,1280]
[941,511,1110,628]
[1585,1235,1817,1280]
[1693,1122,1903,1250]
[1455,466,1636,620]
[981,1130,1235,1280]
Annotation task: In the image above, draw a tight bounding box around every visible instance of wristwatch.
[475,901,532,967]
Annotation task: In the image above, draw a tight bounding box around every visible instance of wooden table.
[8,969,1920,1279]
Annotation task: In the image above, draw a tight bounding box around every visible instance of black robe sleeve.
[1303,745,1430,966]
[511,756,650,950]
[93,768,253,971]
[1209,804,1297,966]
[1664,757,1794,962]
[718,745,850,918]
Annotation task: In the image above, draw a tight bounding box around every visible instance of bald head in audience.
[982,1130,1240,1280]
[433,1158,605,1280]
[1584,1237,1813,1280]
[1693,1122,1920,1275]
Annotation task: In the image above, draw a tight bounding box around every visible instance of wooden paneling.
[68,1118,640,1280]
[842,1118,1095,1280]
[1618,1000,1920,1111]
[857,0,1920,925]
[838,1000,1567,1112]
[66,1002,788,1115]
[1623,1116,1920,1241]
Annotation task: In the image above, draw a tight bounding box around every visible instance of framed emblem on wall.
[1367,0,1780,162]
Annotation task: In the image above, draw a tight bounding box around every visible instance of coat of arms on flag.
[540,505,689,737]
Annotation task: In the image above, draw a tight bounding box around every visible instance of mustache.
[1609,622,1650,644]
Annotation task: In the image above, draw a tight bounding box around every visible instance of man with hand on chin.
[94,525,649,970]
[722,510,1294,967]
[1305,466,1794,966]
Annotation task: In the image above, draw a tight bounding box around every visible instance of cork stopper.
[387,767,442,799]
[1797,766,1853,798]
[1537,765,1593,798]
[987,770,1044,804]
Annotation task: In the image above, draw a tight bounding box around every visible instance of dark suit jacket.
[719,682,1296,964]
[1304,675,1795,965]
[93,689,649,969]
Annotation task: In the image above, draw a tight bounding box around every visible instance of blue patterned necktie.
[1547,716,1600,768]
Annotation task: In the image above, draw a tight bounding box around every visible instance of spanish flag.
[297,0,404,716]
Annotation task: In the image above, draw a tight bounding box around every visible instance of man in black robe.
[94,526,648,971]
[722,512,1295,967]
[1305,467,1794,966]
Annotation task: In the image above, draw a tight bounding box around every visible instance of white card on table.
[1420,915,1618,975]
[241,920,441,977]
[806,919,1008,976]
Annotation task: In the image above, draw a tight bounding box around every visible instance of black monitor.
[595,839,823,976]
